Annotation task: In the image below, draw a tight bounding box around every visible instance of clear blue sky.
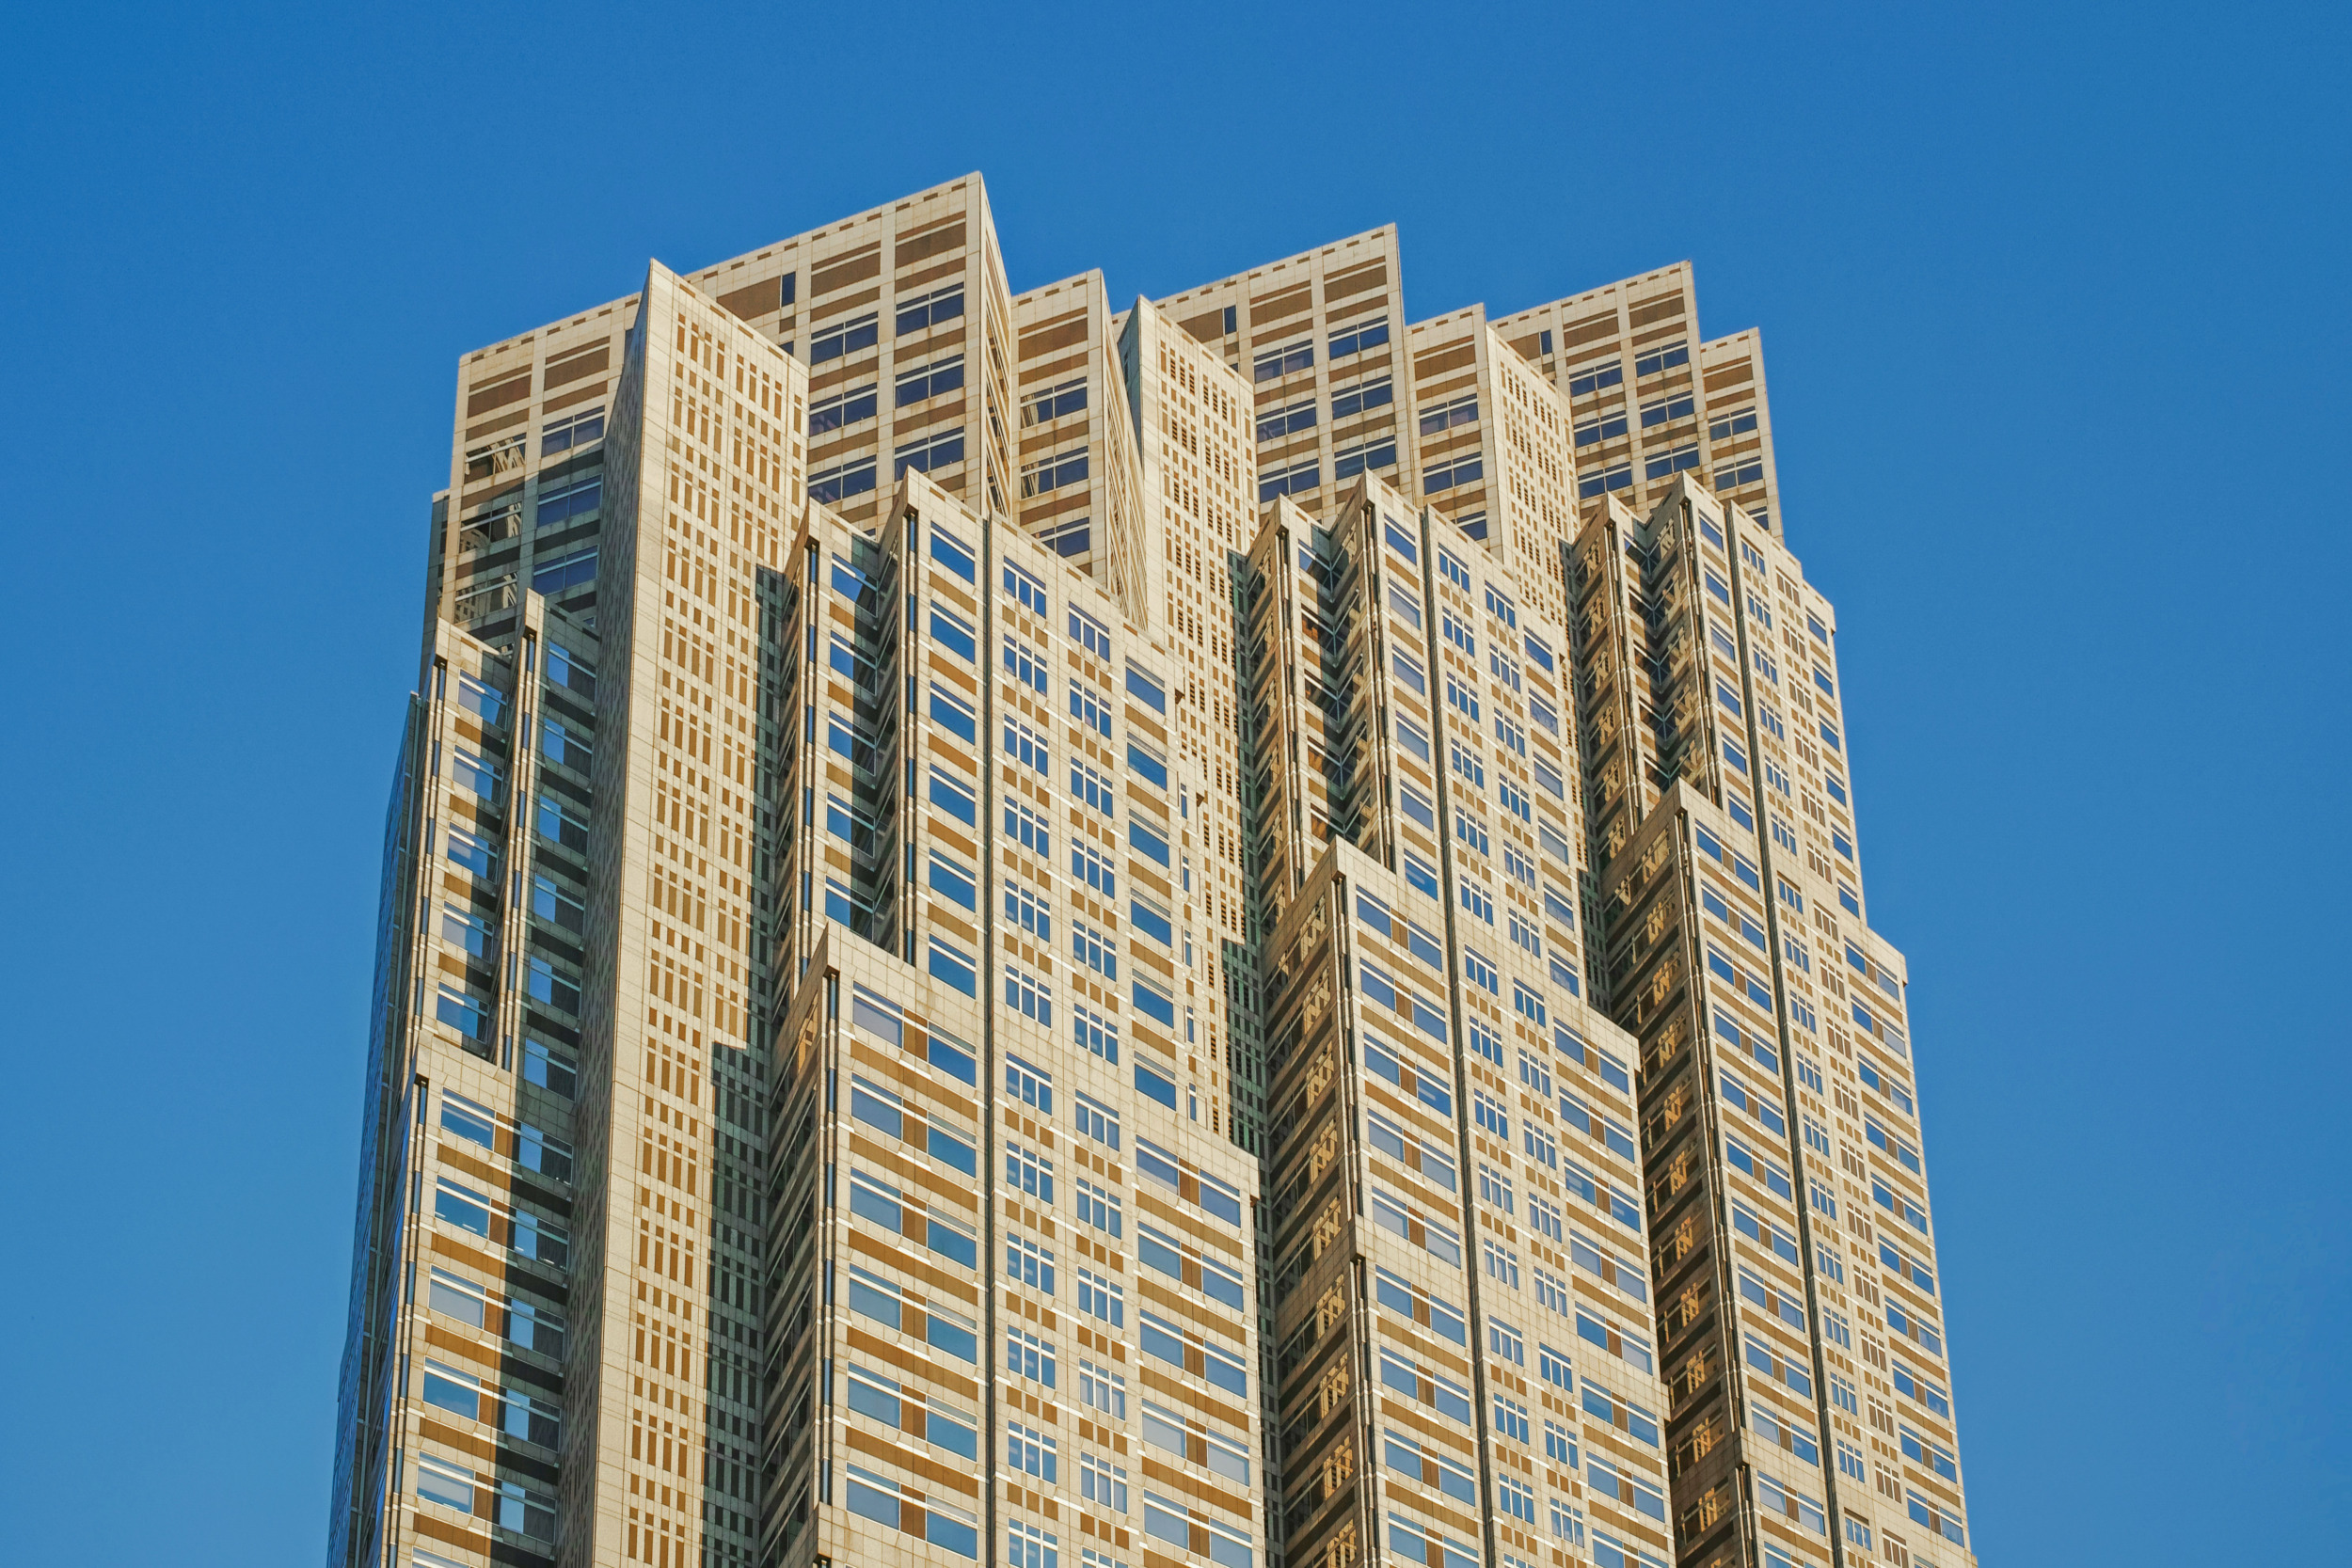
[1,2,2343,1561]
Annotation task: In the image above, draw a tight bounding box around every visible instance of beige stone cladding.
[1155,228,1413,525]
[437,300,639,643]
[1238,486,1441,923]
[1391,483,1674,1568]
[1011,271,1147,583]
[555,261,804,1568]
[1404,309,1577,637]
[441,172,1011,567]
[753,488,1264,1568]
[1492,263,1784,538]
[1115,298,1259,1153]
[1573,479,1973,1568]
[1245,474,1671,1568]
[359,601,590,1568]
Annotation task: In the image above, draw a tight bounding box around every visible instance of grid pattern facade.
[331,173,1971,1568]
[1490,266,1781,538]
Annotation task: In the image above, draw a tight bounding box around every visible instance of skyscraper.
[331,173,1972,1568]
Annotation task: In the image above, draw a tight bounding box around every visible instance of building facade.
[331,174,1971,1568]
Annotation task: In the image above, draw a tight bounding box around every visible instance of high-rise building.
[331,173,1972,1568]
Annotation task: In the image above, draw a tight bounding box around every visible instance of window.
[1894,1362,1951,1418]
[1634,341,1689,377]
[1873,1178,1931,1235]
[1140,1310,1248,1396]
[1004,560,1049,615]
[1072,920,1119,981]
[1256,397,1315,442]
[1068,606,1111,658]
[1135,1055,1178,1109]
[930,683,977,742]
[1334,435,1396,479]
[810,383,879,432]
[1125,665,1166,712]
[920,605,976,665]
[1570,458,1631,499]
[449,748,502,802]
[1331,372,1391,417]
[1575,1307,1653,1371]
[1072,842,1116,897]
[436,984,488,1040]
[1079,1451,1129,1512]
[1420,393,1478,434]
[1048,523,1093,565]
[1073,1178,1122,1237]
[1424,452,1483,491]
[930,524,977,581]
[1007,1234,1057,1293]
[521,1038,575,1098]
[1068,1265,1125,1326]
[896,284,964,335]
[1001,1048,1056,1115]
[1474,1090,1509,1140]
[1384,1427,1477,1505]
[1070,679,1113,736]
[1372,1186,1461,1265]
[533,471,602,531]
[1258,457,1318,500]
[1867,1116,1923,1174]
[1252,338,1313,381]
[1640,391,1694,427]
[1588,1454,1666,1521]
[1708,405,1757,442]
[1329,315,1388,358]
[1581,1383,1661,1447]
[898,353,965,405]
[1753,1402,1821,1465]
[1003,715,1050,776]
[1900,1424,1959,1481]
[895,427,964,476]
[539,405,603,455]
[997,800,1049,863]
[1908,1491,1967,1548]
[1024,374,1086,424]
[1388,580,1422,627]
[851,1168,977,1268]
[446,824,498,878]
[525,956,580,1016]
[811,312,878,362]
[808,456,877,504]
[1567,359,1622,397]
[1078,1360,1126,1418]
[1023,445,1089,498]
[1007,1327,1057,1387]
[998,634,1049,695]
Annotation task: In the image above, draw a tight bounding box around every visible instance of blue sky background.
[1,2,2344,1561]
